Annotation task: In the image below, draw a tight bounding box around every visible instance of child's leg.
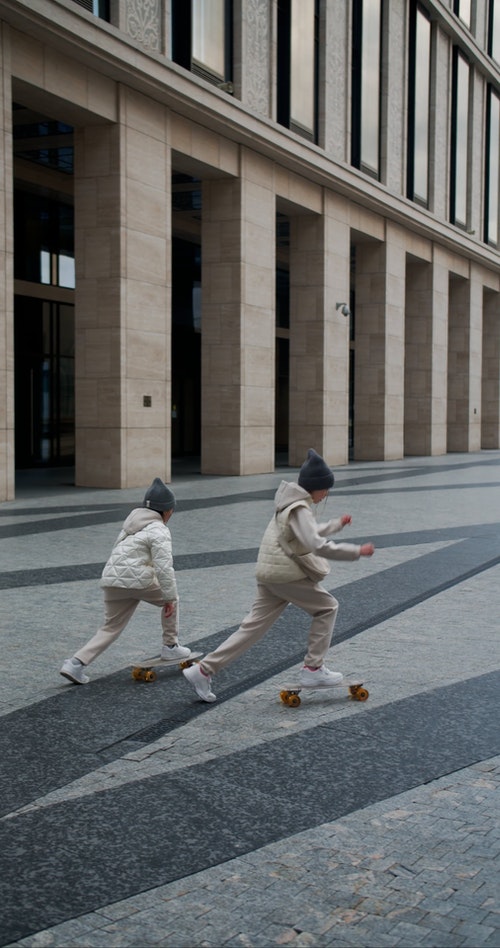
[283,580,339,667]
[161,599,179,646]
[200,584,288,675]
[74,588,139,665]
[134,586,180,646]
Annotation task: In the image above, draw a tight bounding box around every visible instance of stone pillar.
[447,273,473,452]
[201,150,275,475]
[0,25,14,501]
[482,287,500,448]
[353,224,406,460]
[429,247,449,455]
[288,192,350,467]
[74,87,171,487]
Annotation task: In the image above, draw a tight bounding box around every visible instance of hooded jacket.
[255,481,361,584]
[100,508,178,601]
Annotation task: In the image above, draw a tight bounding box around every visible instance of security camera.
[336,302,351,318]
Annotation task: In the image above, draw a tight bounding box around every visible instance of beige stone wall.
[201,150,275,475]
[75,87,171,488]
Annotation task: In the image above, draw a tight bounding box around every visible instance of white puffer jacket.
[100,508,178,601]
[255,481,361,584]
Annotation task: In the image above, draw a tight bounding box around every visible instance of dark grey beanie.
[143,477,176,512]
[298,449,334,492]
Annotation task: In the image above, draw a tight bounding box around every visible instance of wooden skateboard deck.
[280,678,369,707]
[131,651,202,682]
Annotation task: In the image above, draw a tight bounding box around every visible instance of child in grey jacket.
[60,477,191,684]
[183,449,374,702]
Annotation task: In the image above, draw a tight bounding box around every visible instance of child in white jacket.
[60,478,191,684]
[183,449,374,702]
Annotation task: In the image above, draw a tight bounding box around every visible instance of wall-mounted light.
[336,302,351,318]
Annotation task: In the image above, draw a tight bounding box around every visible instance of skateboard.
[279,678,369,707]
[131,651,202,682]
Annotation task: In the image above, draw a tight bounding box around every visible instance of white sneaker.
[182,662,216,702]
[161,643,192,660]
[60,658,90,685]
[299,665,343,688]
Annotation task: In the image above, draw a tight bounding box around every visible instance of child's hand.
[341,515,352,526]
[163,602,175,618]
[360,543,375,556]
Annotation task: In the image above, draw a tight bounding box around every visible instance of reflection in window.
[192,0,225,81]
[277,0,318,142]
[171,0,232,87]
[351,0,382,178]
[450,48,470,227]
[489,0,500,63]
[454,0,471,30]
[407,2,431,206]
[485,86,499,246]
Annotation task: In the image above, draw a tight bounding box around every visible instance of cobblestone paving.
[1,453,500,947]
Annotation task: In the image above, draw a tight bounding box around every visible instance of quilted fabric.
[100,507,178,601]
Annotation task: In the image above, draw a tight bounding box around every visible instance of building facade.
[0,0,499,499]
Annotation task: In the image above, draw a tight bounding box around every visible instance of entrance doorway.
[14,297,75,468]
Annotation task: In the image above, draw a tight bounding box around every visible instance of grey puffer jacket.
[100,508,178,601]
[255,481,361,584]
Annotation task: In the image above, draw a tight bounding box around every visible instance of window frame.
[449,46,470,229]
[484,84,500,246]
[171,0,233,88]
[277,0,319,143]
[351,0,383,179]
[407,0,431,207]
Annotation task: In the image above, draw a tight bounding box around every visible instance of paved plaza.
[0,451,499,948]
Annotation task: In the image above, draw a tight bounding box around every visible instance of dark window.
[488,0,500,63]
[450,47,470,227]
[14,192,74,288]
[70,0,110,19]
[277,0,319,142]
[484,86,500,246]
[171,0,233,89]
[407,2,431,206]
[351,0,382,178]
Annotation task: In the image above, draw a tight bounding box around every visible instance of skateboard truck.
[279,682,369,707]
[131,653,202,682]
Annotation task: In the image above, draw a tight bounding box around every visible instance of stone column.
[0,25,14,501]
[429,246,449,455]
[482,287,500,448]
[201,150,275,475]
[353,223,406,460]
[74,87,171,487]
[288,192,350,467]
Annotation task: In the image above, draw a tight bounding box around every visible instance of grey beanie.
[143,477,176,512]
[298,449,334,492]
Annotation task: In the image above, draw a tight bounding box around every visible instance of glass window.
[489,0,500,63]
[277,0,318,142]
[408,2,431,206]
[192,0,225,80]
[450,48,470,227]
[290,0,317,136]
[454,0,471,30]
[352,0,382,178]
[70,0,109,19]
[172,0,232,87]
[485,86,500,245]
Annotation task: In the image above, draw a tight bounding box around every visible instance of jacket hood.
[274,480,312,514]
[121,507,163,536]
